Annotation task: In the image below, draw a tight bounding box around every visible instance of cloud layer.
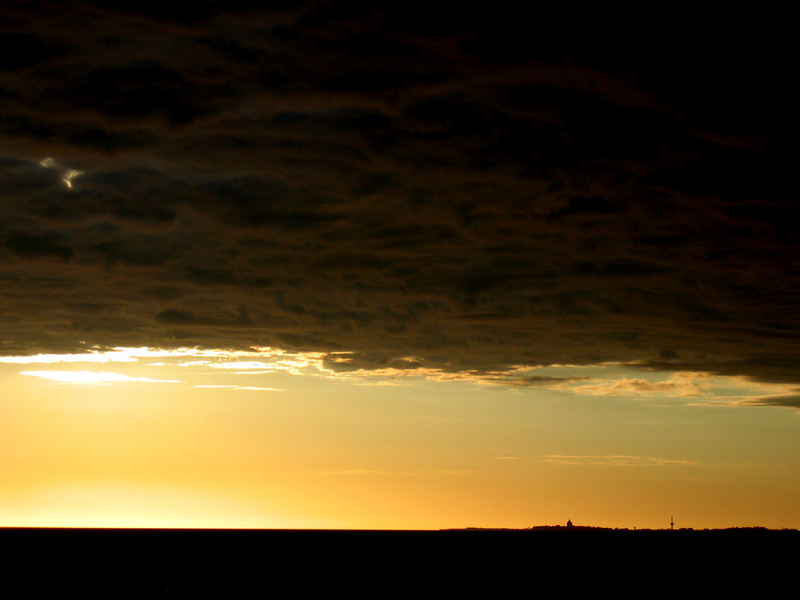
[1,3,798,385]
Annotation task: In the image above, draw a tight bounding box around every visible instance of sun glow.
[2,484,329,529]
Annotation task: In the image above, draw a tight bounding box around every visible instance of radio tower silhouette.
[670,516,674,530]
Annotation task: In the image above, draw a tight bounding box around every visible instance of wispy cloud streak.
[536,455,696,467]
[20,370,180,384]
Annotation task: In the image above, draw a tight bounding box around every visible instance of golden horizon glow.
[2,346,799,530]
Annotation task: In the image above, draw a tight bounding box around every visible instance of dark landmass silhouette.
[452,524,798,533]
[2,526,797,596]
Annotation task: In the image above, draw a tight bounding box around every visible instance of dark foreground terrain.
[3,527,797,597]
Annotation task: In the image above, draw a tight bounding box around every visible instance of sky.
[1,2,798,529]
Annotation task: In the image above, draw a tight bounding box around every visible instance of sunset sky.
[1,3,798,529]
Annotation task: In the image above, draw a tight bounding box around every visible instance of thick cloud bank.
[1,3,797,383]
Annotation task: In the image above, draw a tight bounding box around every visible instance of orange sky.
[2,347,799,529]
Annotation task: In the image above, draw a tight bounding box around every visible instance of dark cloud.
[486,375,591,388]
[0,3,798,390]
[748,394,800,409]
[5,231,74,260]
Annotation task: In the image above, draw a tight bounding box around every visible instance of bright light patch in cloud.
[62,168,82,189]
[38,156,83,189]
